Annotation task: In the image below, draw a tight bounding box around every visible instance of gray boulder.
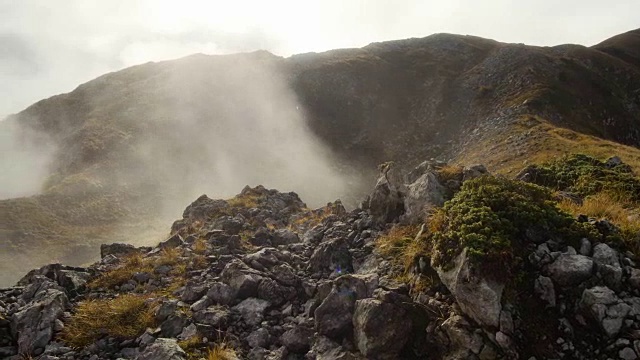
[206,282,235,305]
[10,289,69,354]
[232,298,270,326]
[100,243,138,259]
[135,338,186,360]
[281,325,314,353]
[544,254,593,287]
[272,229,300,246]
[193,306,230,328]
[363,167,405,224]
[435,248,504,328]
[159,234,184,249]
[221,260,264,299]
[580,286,631,337]
[352,298,411,359]
[402,172,446,223]
[534,275,556,307]
[592,243,623,289]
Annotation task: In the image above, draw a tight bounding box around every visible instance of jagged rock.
[178,324,198,340]
[257,278,296,306]
[212,216,245,235]
[534,275,556,307]
[544,254,593,287]
[352,298,411,359]
[10,289,69,354]
[314,275,370,338]
[630,268,640,290]
[159,234,184,249]
[221,260,264,299]
[463,164,489,181]
[402,171,446,223]
[308,336,359,360]
[135,338,186,360]
[309,237,352,276]
[193,306,230,327]
[270,264,299,287]
[20,275,64,302]
[435,248,504,328]
[181,282,207,303]
[18,264,90,297]
[580,286,631,337]
[160,314,188,337]
[280,325,314,353]
[247,328,270,348]
[440,314,485,357]
[100,243,138,259]
[155,300,178,322]
[232,298,270,326]
[206,282,235,305]
[592,243,623,289]
[272,229,300,246]
[362,167,405,224]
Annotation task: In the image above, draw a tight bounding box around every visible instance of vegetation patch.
[524,154,640,201]
[61,294,156,348]
[207,342,239,360]
[429,176,597,275]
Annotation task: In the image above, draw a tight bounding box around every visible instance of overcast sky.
[1,0,638,118]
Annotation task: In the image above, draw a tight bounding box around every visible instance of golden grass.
[89,253,152,289]
[558,192,640,253]
[226,193,261,208]
[436,164,463,183]
[156,247,181,266]
[456,115,640,176]
[376,224,423,272]
[61,294,156,348]
[289,206,332,230]
[193,237,207,254]
[207,342,239,360]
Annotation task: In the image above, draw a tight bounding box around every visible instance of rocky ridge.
[2,158,640,359]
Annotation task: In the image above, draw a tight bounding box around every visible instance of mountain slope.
[2,28,640,286]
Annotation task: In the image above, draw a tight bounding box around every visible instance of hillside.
[2,28,640,287]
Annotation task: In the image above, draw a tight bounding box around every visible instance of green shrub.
[431,176,597,274]
[526,154,640,201]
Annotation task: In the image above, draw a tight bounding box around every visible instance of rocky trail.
[2,159,640,360]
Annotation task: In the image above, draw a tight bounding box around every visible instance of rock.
[232,298,270,326]
[402,171,446,223]
[160,314,188,338]
[221,260,263,300]
[435,248,504,327]
[579,238,592,256]
[135,338,186,360]
[257,279,296,306]
[159,234,184,249]
[352,298,411,359]
[580,286,630,337]
[534,276,556,307]
[272,229,300,246]
[463,164,489,181]
[314,275,371,338]
[10,289,69,354]
[206,282,235,305]
[592,243,623,289]
[620,347,638,360]
[309,237,352,276]
[100,243,138,259]
[247,328,270,348]
[441,314,485,356]
[363,166,405,224]
[193,306,230,328]
[270,264,299,287]
[630,268,640,290]
[155,300,178,322]
[181,282,207,303]
[544,254,593,287]
[178,324,198,340]
[606,156,623,168]
[280,325,314,353]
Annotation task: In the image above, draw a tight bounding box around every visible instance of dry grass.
[226,193,261,208]
[289,206,332,230]
[376,224,424,272]
[436,164,463,183]
[457,115,640,176]
[156,247,181,266]
[207,342,239,360]
[61,294,156,348]
[88,253,152,289]
[558,192,640,252]
[193,237,207,254]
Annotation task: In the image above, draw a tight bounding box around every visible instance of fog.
[117,53,362,216]
[0,117,55,199]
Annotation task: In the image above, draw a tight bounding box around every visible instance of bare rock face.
[580,286,631,337]
[435,248,504,328]
[402,171,446,223]
[10,288,69,354]
[544,254,594,287]
[352,298,411,359]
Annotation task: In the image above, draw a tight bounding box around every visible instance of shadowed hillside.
[2,28,640,286]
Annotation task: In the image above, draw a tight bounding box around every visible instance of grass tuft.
[207,342,239,360]
[61,294,156,348]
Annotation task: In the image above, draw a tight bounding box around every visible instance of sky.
[0,0,638,118]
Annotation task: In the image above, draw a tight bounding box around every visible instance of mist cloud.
[0,118,55,199]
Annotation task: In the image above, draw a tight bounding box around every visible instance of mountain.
[2,28,640,287]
